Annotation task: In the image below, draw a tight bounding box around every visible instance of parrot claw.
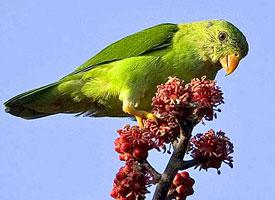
[123,105,157,128]
[147,113,156,120]
[136,112,157,128]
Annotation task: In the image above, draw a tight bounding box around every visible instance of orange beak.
[219,53,241,75]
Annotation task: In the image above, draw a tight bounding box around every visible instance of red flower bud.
[173,173,184,186]
[133,148,148,160]
[120,143,132,153]
[169,172,195,200]
[176,185,187,196]
[186,177,195,186]
[110,188,118,198]
[180,171,190,179]
[116,169,127,181]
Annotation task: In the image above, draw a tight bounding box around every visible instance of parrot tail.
[4,83,61,119]
[4,79,99,119]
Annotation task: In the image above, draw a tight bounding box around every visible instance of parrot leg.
[123,105,156,127]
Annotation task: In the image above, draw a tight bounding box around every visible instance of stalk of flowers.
[111,76,233,200]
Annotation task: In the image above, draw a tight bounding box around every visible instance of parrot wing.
[73,23,179,74]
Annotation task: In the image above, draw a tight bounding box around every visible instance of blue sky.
[0,0,275,199]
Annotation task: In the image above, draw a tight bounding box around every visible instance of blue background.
[1,0,274,199]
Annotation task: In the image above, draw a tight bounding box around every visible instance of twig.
[177,157,204,170]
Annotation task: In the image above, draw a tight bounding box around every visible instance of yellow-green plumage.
[4,20,248,119]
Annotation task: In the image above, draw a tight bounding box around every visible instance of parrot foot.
[123,105,156,128]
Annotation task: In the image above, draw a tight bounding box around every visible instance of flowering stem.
[152,122,193,200]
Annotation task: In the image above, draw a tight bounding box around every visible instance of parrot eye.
[218,31,228,42]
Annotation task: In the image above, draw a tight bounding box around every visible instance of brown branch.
[152,121,194,200]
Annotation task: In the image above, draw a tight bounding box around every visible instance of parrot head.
[192,20,249,75]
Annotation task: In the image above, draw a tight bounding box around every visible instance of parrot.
[4,20,248,126]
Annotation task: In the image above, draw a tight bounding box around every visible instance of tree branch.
[152,122,193,200]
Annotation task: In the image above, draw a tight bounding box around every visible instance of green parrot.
[4,20,248,126]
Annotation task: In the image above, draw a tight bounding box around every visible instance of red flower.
[189,129,234,171]
[144,114,180,147]
[111,161,153,200]
[169,171,195,200]
[115,125,155,161]
[152,77,191,117]
[189,76,224,121]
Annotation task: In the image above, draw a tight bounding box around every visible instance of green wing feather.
[73,23,178,73]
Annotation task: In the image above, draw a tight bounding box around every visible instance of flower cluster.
[168,172,195,200]
[189,129,234,171]
[111,161,153,200]
[111,77,233,200]
[189,77,224,121]
[151,77,191,118]
[151,76,224,123]
[144,114,180,147]
[140,76,224,148]
[115,125,155,161]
